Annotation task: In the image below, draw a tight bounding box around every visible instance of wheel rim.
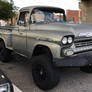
[35,64,47,81]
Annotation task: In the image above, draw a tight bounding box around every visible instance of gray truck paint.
[0,6,92,62]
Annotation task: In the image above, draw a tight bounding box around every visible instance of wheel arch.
[32,44,53,59]
[0,38,6,46]
[31,41,61,59]
[0,38,5,42]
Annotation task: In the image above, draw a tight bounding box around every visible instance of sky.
[13,0,80,10]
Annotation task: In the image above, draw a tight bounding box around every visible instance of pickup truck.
[0,6,92,90]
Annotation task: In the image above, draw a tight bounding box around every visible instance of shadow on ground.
[0,52,92,92]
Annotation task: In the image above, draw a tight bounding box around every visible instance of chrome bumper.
[63,45,92,56]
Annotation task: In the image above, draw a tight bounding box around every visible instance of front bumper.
[54,51,92,67]
[63,45,92,56]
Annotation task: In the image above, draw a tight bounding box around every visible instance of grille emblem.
[78,32,92,37]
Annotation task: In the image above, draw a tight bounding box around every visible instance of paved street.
[0,52,92,92]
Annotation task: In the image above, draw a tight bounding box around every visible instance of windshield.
[31,8,65,23]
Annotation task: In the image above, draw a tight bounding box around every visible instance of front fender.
[32,41,61,58]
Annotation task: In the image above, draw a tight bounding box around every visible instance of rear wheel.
[32,55,60,91]
[80,65,92,73]
[0,41,5,51]
[0,41,12,62]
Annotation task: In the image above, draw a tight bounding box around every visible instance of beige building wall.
[80,0,92,24]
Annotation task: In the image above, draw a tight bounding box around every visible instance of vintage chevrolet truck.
[0,6,92,90]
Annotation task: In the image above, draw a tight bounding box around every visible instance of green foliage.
[0,1,16,20]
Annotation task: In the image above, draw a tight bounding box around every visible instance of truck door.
[12,11,30,56]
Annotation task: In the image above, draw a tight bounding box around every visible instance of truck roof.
[19,6,65,13]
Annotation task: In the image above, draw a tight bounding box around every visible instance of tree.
[0,1,16,20]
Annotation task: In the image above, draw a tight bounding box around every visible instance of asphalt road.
[0,52,92,92]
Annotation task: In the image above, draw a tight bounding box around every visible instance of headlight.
[0,83,10,92]
[62,37,67,44]
[68,37,73,44]
[62,36,74,45]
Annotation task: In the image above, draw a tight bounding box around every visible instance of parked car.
[0,69,13,92]
[0,6,92,90]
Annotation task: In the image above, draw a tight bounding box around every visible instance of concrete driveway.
[0,52,92,92]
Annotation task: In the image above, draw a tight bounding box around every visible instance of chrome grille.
[74,39,92,47]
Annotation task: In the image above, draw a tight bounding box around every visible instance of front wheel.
[80,65,92,73]
[32,55,60,91]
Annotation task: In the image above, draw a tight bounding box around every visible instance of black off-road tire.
[0,41,5,51]
[80,65,92,73]
[0,41,12,62]
[32,55,60,91]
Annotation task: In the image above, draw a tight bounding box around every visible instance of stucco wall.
[80,0,92,24]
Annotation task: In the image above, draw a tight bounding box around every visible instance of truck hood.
[66,23,92,37]
[35,23,92,38]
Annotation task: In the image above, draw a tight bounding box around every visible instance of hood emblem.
[78,32,92,37]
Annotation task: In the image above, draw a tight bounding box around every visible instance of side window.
[17,11,29,26]
[30,9,45,24]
